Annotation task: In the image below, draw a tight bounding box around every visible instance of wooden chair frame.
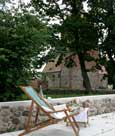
[19,86,80,136]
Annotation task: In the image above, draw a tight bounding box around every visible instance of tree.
[87,0,115,88]
[0,1,52,101]
[32,0,98,91]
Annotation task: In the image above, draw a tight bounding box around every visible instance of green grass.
[44,89,115,99]
[45,93,99,99]
[45,94,77,98]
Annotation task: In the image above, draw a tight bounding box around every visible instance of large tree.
[0,1,52,101]
[87,0,115,88]
[32,0,98,91]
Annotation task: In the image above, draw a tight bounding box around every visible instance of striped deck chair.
[19,86,80,136]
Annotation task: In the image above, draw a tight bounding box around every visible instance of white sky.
[12,0,30,4]
[12,0,88,11]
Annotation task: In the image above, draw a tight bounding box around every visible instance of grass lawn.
[44,89,115,98]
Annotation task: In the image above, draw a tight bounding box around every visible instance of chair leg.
[18,101,34,136]
[71,116,80,131]
[65,116,80,131]
[84,115,89,127]
[26,101,34,130]
[35,106,40,125]
[64,111,79,136]
[84,122,87,127]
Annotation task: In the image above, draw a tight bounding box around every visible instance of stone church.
[43,51,108,90]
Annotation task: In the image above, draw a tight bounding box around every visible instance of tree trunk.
[106,50,115,88]
[69,68,72,89]
[77,53,92,92]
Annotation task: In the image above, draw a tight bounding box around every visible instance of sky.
[13,0,30,4]
[12,0,88,11]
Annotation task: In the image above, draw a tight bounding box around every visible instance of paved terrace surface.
[1,112,115,136]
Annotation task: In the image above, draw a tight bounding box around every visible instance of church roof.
[43,56,62,73]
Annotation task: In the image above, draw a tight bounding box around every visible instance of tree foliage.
[87,0,115,87]
[0,1,52,101]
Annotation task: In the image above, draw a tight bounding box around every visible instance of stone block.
[12,118,20,125]
[2,116,10,122]
[89,107,98,116]
[14,111,21,117]
[0,123,8,133]
[0,109,11,116]
[22,110,29,116]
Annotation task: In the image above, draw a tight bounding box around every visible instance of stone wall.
[0,94,115,133]
[0,101,31,133]
[48,94,115,116]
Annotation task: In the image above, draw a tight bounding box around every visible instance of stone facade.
[0,94,115,133]
[46,67,107,90]
[43,51,108,90]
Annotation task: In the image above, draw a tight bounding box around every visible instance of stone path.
[0,112,115,136]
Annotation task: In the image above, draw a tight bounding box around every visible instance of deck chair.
[19,86,80,136]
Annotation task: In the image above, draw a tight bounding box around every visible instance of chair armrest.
[53,104,67,110]
[69,111,80,117]
[48,108,69,113]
